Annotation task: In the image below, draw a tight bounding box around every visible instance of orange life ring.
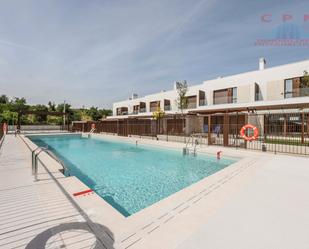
[91,123,96,129]
[240,124,259,141]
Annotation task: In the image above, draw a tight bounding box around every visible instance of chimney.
[131,93,138,99]
[259,57,266,70]
[173,81,178,90]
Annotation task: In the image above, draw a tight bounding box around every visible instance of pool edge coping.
[19,133,268,249]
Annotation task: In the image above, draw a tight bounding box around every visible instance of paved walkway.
[1,134,309,249]
[0,135,114,249]
[177,154,309,249]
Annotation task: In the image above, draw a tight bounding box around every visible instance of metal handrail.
[32,147,70,181]
[183,134,199,156]
[31,147,44,175]
[0,134,5,150]
[44,149,70,175]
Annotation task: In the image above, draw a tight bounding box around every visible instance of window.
[133,105,139,114]
[213,87,237,105]
[150,101,160,112]
[187,96,197,109]
[284,79,293,98]
[199,90,206,106]
[284,76,309,98]
[116,107,128,115]
[139,102,146,112]
[164,99,171,111]
[232,87,237,103]
[255,83,263,101]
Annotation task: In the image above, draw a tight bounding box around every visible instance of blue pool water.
[29,135,237,216]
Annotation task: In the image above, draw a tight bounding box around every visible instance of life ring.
[240,124,259,141]
[91,123,96,129]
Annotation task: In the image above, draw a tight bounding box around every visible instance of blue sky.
[0,0,308,108]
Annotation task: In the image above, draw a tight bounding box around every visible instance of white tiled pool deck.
[0,134,309,249]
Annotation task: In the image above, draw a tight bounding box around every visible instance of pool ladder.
[183,135,198,156]
[32,147,70,181]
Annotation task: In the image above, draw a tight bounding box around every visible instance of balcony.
[255,83,263,101]
[164,105,171,111]
[199,90,206,106]
[255,93,263,101]
[186,95,197,109]
[133,105,139,114]
[213,96,237,105]
[187,102,197,109]
[199,99,206,106]
[139,107,146,113]
[116,107,128,116]
[213,87,237,105]
[284,87,309,98]
[164,99,171,111]
[150,101,160,112]
[150,107,158,112]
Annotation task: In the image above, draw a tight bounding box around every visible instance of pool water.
[29,135,237,217]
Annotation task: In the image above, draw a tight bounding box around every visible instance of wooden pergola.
[188,102,309,146]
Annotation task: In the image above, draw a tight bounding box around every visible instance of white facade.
[110,58,309,118]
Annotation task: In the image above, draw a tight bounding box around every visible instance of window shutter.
[292,78,300,97]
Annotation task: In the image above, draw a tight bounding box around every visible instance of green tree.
[48,101,56,112]
[99,109,112,118]
[56,103,73,124]
[0,95,113,125]
[0,95,9,104]
[31,104,49,123]
[80,109,92,121]
[86,107,112,121]
[300,71,309,96]
[175,81,188,133]
[10,97,28,113]
[175,80,188,115]
[88,107,101,121]
[0,110,18,125]
[301,70,309,87]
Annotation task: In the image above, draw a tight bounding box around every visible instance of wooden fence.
[71,111,309,155]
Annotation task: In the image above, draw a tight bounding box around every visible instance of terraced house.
[74,58,309,155]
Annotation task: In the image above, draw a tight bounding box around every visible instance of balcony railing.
[213,96,237,105]
[139,108,146,113]
[117,111,128,116]
[150,107,159,112]
[187,103,197,109]
[255,93,263,101]
[199,99,206,106]
[284,87,309,98]
[164,105,171,111]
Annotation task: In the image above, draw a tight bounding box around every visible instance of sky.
[0,0,308,108]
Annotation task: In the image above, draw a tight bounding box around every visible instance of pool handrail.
[32,146,70,180]
[184,134,199,156]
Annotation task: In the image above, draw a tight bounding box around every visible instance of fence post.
[208,115,212,145]
[223,113,229,146]
[301,112,305,144]
[244,113,248,149]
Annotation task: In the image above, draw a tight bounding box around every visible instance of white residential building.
[110,58,309,118]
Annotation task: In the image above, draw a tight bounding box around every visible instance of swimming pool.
[28,134,237,217]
